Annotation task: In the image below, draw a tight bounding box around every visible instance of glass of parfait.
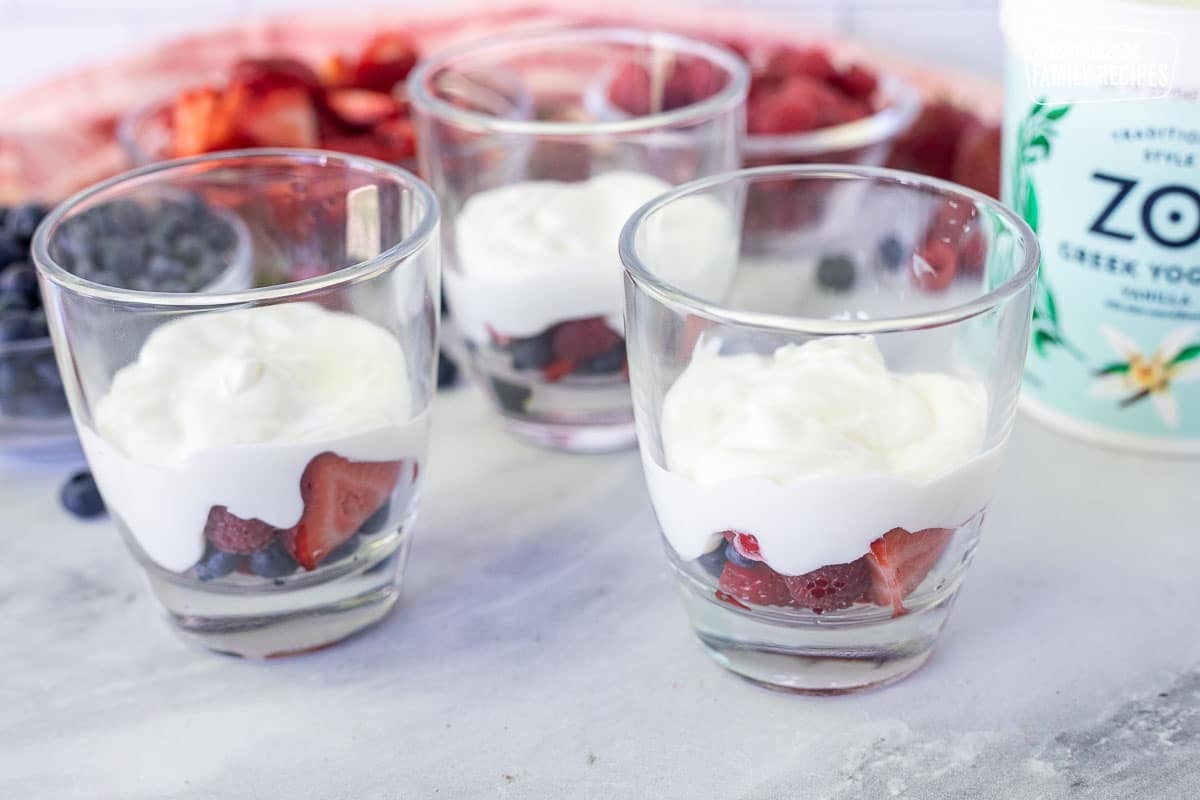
[620,164,1038,693]
[408,26,748,452]
[32,150,440,657]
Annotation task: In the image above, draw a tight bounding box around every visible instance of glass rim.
[618,163,1041,336]
[406,25,750,137]
[31,148,440,309]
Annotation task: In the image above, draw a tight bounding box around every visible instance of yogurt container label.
[1003,41,1200,452]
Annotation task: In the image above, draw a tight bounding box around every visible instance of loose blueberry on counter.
[60,470,106,519]
[724,542,757,569]
[575,342,626,375]
[878,234,905,272]
[508,330,554,371]
[437,350,459,389]
[491,377,532,414]
[816,254,857,292]
[195,548,242,581]
[249,539,298,579]
[698,545,728,578]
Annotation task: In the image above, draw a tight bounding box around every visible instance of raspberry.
[763,46,838,83]
[550,317,622,361]
[722,530,763,561]
[834,63,879,101]
[783,558,871,613]
[204,506,276,554]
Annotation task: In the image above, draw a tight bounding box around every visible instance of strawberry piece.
[783,557,871,613]
[237,87,319,148]
[958,229,987,275]
[230,57,323,97]
[718,560,794,607]
[170,86,249,157]
[550,318,622,362]
[203,506,276,555]
[283,453,403,570]
[887,100,974,180]
[608,61,652,115]
[722,530,764,561]
[865,527,954,616]
[352,33,418,93]
[763,46,838,84]
[913,240,958,291]
[834,63,879,101]
[952,122,1002,199]
[324,89,403,130]
[541,357,575,383]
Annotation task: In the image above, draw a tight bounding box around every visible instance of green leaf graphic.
[1044,286,1059,324]
[1023,180,1040,233]
[1171,344,1200,364]
[1096,362,1131,375]
[1044,104,1072,120]
[1033,330,1058,356]
[1024,133,1052,162]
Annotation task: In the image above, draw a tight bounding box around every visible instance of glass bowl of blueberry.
[0,196,250,460]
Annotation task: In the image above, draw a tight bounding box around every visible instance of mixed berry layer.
[488,316,627,383]
[704,528,953,618]
[193,452,415,581]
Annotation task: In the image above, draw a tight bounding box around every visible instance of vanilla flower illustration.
[1090,325,1200,429]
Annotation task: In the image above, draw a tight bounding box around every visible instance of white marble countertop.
[1,384,1198,798]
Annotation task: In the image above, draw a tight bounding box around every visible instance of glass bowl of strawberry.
[32,150,440,657]
[119,34,421,172]
[620,164,1039,693]
[408,27,748,453]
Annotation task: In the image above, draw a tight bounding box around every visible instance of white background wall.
[0,0,1004,92]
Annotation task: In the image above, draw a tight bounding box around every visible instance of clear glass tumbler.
[32,150,440,657]
[409,27,748,452]
[620,165,1038,693]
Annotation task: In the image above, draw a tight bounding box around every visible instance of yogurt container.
[1002,0,1200,454]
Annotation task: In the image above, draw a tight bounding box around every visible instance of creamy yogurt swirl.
[643,336,1000,575]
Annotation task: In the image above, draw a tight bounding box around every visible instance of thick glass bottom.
[145,532,410,658]
[502,415,636,453]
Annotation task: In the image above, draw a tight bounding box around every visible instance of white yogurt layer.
[80,302,427,573]
[448,170,737,342]
[643,336,999,576]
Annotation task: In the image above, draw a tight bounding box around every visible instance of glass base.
[146,533,410,658]
[678,571,959,694]
[502,415,637,453]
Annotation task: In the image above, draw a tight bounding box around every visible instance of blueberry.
[60,470,105,519]
[878,234,905,271]
[508,330,554,371]
[15,389,68,418]
[107,200,148,234]
[249,540,297,578]
[147,254,186,281]
[817,254,856,292]
[25,309,47,338]
[698,544,727,578]
[173,233,207,264]
[200,217,236,251]
[575,342,626,375]
[0,290,31,313]
[33,354,62,388]
[724,542,756,569]
[491,378,531,414]
[0,236,25,269]
[0,358,34,395]
[0,261,38,301]
[0,312,32,342]
[326,534,360,563]
[195,548,242,582]
[359,501,392,535]
[97,239,138,278]
[6,203,48,244]
[437,350,459,389]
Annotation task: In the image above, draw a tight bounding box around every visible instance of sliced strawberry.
[718,560,794,607]
[230,57,323,97]
[324,88,403,131]
[203,506,276,554]
[763,46,838,84]
[722,530,763,561]
[170,86,250,157]
[952,122,1002,199]
[865,527,954,616]
[237,87,319,148]
[550,318,622,362]
[783,557,871,613]
[913,240,958,291]
[541,357,575,383]
[833,63,879,101]
[352,33,418,93]
[283,453,403,570]
[958,229,988,275]
[887,100,974,180]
